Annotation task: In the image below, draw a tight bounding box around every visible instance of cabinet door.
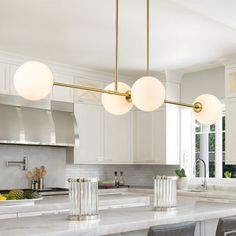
[133,111,153,163]
[152,109,166,164]
[226,99,236,164]
[52,73,74,102]
[9,64,19,96]
[74,103,103,163]
[0,62,10,95]
[104,111,133,163]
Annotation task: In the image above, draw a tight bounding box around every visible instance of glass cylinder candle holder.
[68,177,99,221]
[154,176,177,211]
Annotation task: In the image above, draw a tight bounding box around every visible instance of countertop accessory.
[6,156,28,170]
[68,177,99,221]
[153,176,177,211]
[0,197,43,206]
[114,171,119,187]
[119,171,125,186]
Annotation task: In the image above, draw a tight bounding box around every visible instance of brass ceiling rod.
[147,0,150,75]
[115,0,119,91]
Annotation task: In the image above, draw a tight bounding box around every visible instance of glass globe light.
[193,94,222,125]
[14,61,54,101]
[102,82,133,115]
[131,76,165,111]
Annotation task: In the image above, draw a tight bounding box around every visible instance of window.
[194,108,236,179]
[194,121,216,178]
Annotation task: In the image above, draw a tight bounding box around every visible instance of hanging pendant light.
[101,0,133,115]
[192,94,221,125]
[131,0,165,112]
[14,61,53,101]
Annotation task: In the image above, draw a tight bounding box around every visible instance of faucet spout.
[195,158,207,190]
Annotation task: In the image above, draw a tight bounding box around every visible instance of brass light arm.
[53,82,130,98]
[53,82,202,112]
[164,100,202,113]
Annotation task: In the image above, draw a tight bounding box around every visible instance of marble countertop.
[1,200,236,236]
[0,193,150,218]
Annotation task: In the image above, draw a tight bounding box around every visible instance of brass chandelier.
[14,0,221,124]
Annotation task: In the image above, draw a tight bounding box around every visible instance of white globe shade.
[193,94,222,125]
[102,82,133,115]
[14,61,54,101]
[131,76,165,111]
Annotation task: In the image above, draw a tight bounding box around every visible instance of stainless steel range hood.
[0,95,79,146]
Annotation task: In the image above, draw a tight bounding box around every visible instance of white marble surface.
[0,201,236,236]
[0,193,150,218]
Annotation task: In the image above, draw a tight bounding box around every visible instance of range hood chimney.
[0,95,79,146]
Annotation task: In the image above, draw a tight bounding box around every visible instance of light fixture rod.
[54,81,202,111]
[53,82,128,97]
[115,0,119,91]
[147,0,150,75]
[164,100,194,108]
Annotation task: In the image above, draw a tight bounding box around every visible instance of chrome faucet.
[195,158,207,190]
[6,156,28,170]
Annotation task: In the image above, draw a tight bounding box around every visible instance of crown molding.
[0,50,134,83]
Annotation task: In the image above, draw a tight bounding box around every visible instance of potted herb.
[224,171,232,178]
[175,168,188,190]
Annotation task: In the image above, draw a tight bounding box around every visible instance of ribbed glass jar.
[154,176,177,211]
[68,177,99,220]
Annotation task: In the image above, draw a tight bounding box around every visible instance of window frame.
[192,108,224,179]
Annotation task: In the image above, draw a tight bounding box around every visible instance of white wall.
[181,66,225,103]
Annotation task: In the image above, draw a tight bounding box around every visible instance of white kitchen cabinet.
[226,99,236,164]
[51,73,74,102]
[104,111,133,163]
[9,64,19,96]
[133,111,153,163]
[0,62,10,95]
[133,105,180,164]
[72,102,104,164]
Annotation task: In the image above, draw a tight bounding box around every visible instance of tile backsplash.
[66,164,179,187]
[0,145,66,190]
[0,144,178,189]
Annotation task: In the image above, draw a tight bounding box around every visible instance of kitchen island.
[0,199,235,236]
[0,192,150,219]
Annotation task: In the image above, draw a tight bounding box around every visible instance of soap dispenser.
[114,171,119,187]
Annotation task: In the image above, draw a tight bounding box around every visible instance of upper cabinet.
[133,111,153,163]
[72,102,104,164]
[133,105,180,165]
[9,64,19,96]
[104,111,133,163]
[51,73,74,102]
[0,62,10,95]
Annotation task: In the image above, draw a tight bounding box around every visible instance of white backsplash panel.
[0,145,66,190]
[66,164,178,187]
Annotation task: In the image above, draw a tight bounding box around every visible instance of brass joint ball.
[193,102,202,113]
[125,90,132,102]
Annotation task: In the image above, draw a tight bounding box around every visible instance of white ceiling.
[0,0,236,76]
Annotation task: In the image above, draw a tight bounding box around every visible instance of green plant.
[175,168,187,178]
[224,171,233,178]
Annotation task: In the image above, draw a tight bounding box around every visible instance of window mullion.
[215,115,223,179]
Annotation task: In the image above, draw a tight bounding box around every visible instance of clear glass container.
[154,176,177,211]
[68,177,99,220]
